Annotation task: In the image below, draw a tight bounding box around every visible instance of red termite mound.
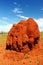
[6,18,40,52]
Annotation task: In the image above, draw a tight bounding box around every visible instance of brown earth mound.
[6,18,40,53]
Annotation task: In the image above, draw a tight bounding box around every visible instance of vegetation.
[0,32,8,46]
[40,32,43,40]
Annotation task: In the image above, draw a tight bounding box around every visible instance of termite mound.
[6,18,40,52]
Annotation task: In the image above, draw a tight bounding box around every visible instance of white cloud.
[0,17,9,25]
[0,20,9,25]
[2,17,9,20]
[17,15,28,19]
[0,24,12,32]
[12,8,23,13]
[34,18,43,31]
[0,17,12,32]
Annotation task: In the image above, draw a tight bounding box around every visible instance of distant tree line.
[0,32,8,34]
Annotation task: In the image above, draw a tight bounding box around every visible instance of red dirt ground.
[0,40,43,65]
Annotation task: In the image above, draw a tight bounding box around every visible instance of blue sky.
[0,0,43,32]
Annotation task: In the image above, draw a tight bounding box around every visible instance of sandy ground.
[0,40,43,65]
